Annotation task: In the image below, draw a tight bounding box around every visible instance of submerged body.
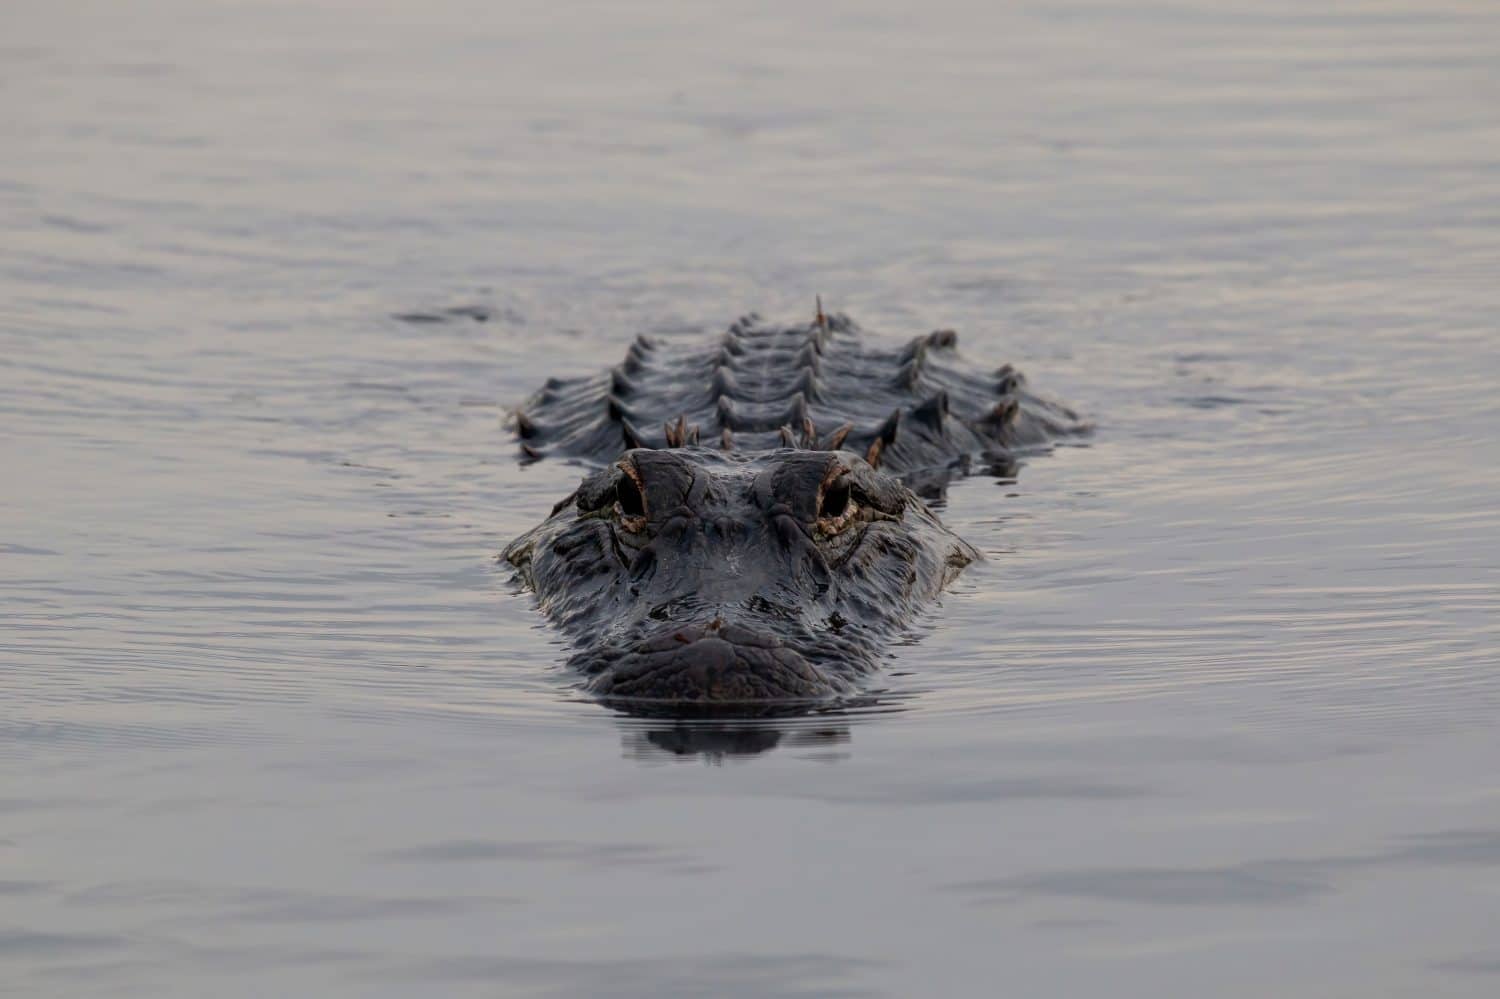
[504,313,1085,705]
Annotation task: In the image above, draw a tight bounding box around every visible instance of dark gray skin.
[504,447,977,703]
[504,313,1086,705]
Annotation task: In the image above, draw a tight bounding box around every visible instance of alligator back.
[511,313,1086,483]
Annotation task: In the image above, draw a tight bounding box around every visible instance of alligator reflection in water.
[622,719,853,762]
[603,695,902,761]
[503,312,1086,711]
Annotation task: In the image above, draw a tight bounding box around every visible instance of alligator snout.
[578,618,846,703]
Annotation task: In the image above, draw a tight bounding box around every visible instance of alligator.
[503,309,1085,706]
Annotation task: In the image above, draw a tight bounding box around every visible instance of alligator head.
[504,446,979,704]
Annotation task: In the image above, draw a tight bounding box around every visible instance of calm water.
[4,1,1499,995]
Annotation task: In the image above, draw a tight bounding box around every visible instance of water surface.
[3,1,1499,995]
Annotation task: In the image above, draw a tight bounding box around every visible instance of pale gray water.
[3,0,1499,995]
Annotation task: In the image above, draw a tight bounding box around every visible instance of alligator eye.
[617,473,645,518]
[819,481,850,520]
[816,476,857,535]
[612,462,648,533]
